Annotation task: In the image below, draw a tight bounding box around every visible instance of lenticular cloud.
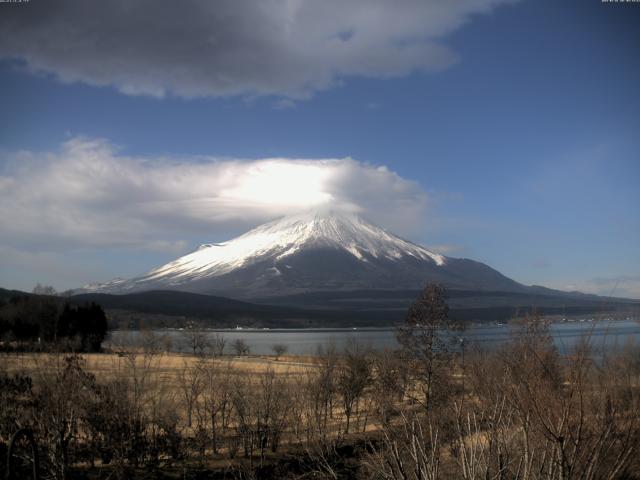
[0,138,428,251]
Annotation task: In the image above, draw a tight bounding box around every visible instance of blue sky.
[0,0,638,297]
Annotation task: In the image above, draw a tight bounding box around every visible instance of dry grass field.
[1,351,318,377]
[3,318,640,479]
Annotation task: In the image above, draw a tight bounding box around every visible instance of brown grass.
[1,351,315,376]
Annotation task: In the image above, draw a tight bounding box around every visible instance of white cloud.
[0,0,515,99]
[553,276,640,300]
[0,137,428,253]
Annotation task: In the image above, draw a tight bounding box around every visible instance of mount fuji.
[82,209,527,298]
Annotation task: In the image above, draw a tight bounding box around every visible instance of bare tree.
[364,413,441,480]
[307,342,338,442]
[139,328,169,354]
[210,333,226,357]
[396,283,453,411]
[200,359,233,454]
[231,338,250,356]
[255,369,291,461]
[499,316,639,480]
[177,361,204,428]
[230,376,254,460]
[32,355,97,480]
[337,340,372,434]
[110,327,174,470]
[181,320,210,356]
[271,343,288,360]
[372,348,408,426]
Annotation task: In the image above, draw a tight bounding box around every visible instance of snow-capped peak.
[140,209,444,282]
[82,209,447,294]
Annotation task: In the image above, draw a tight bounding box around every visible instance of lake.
[107,319,640,356]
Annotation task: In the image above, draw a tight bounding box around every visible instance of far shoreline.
[108,315,638,333]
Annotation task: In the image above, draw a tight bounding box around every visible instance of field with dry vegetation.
[2,286,640,480]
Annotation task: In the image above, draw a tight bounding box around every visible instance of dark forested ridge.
[0,288,108,351]
[1,287,638,332]
[75,287,639,328]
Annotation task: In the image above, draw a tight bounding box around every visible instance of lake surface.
[107,319,640,356]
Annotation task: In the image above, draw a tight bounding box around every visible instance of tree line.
[0,285,108,352]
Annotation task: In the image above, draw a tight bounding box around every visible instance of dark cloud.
[0,0,514,99]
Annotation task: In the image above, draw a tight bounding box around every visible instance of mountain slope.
[81,209,526,297]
